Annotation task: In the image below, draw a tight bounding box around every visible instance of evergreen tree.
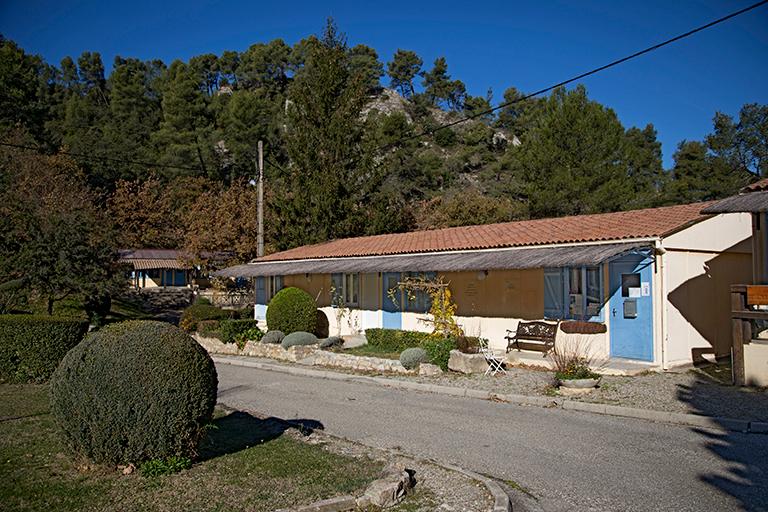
[387,49,422,97]
[348,44,383,92]
[511,86,633,218]
[623,124,666,207]
[239,39,292,94]
[0,37,47,140]
[151,60,212,178]
[279,19,376,249]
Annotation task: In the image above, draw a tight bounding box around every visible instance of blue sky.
[1,0,766,167]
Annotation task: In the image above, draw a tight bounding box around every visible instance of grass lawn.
[341,344,402,360]
[1,384,384,512]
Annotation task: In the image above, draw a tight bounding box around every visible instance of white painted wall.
[664,213,752,252]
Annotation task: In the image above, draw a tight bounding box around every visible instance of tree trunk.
[47,296,54,315]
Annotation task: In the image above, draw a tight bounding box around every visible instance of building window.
[332,273,359,307]
[544,266,603,320]
[403,272,435,313]
[268,275,284,299]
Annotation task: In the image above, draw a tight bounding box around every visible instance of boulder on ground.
[418,363,443,376]
[448,349,488,374]
[357,462,415,508]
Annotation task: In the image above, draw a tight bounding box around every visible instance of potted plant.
[548,335,603,390]
[555,359,601,388]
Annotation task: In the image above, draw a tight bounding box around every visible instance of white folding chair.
[478,338,506,376]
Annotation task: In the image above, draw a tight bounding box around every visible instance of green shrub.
[456,335,480,354]
[233,327,264,349]
[219,319,260,344]
[281,331,318,349]
[423,337,457,371]
[196,320,221,339]
[319,336,344,349]
[262,330,285,344]
[139,456,192,477]
[266,287,317,334]
[0,315,89,383]
[179,304,234,332]
[193,296,211,306]
[399,347,429,370]
[235,307,254,320]
[434,127,457,147]
[49,320,218,465]
[365,328,431,352]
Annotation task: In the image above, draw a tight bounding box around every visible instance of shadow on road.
[198,410,324,461]
[677,374,768,511]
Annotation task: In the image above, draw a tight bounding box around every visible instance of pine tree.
[348,44,383,92]
[387,49,422,97]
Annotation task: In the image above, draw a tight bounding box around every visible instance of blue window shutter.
[544,268,564,319]
[255,276,266,305]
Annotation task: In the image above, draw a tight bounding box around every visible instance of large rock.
[356,462,415,508]
[448,349,488,374]
[418,363,443,376]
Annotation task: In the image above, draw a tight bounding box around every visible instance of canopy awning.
[701,190,768,214]
[121,258,189,270]
[216,242,651,278]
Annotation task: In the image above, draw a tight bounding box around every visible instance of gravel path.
[394,367,768,421]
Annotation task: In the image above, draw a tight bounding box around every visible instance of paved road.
[215,362,768,512]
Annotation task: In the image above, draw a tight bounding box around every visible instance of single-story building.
[219,202,752,369]
[119,249,192,288]
[702,179,768,385]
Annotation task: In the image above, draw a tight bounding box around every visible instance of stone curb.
[429,460,512,512]
[273,495,356,512]
[212,355,766,434]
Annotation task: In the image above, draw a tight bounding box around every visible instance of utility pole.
[257,140,264,258]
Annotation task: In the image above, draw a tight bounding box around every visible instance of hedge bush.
[49,320,218,465]
[0,315,89,383]
[281,331,318,349]
[262,330,285,344]
[219,319,260,344]
[364,328,431,353]
[423,337,457,371]
[399,347,429,369]
[196,320,222,339]
[266,287,317,334]
[179,304,234,332]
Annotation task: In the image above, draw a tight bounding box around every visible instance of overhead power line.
[383,0,768,149]
[3,1,765,170]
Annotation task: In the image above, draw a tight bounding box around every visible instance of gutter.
[655,238,669,371]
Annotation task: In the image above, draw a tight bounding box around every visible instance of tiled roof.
[260,202,713,262]
[742,178,768,193]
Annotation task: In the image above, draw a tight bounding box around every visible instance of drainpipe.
[655,239,668,370]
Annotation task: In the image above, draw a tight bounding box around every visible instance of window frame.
[544,265,603,321]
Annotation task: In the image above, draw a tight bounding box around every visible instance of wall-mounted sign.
[641,282,650,296]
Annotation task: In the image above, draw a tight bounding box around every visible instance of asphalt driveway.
[215,362,768,512]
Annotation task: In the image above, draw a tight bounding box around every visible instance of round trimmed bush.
[49,320,218,465]
[319,336,344,349]
[266,287,317,334]
[262,330,285,344]
[400,347,429,370]
[281,331,318,349]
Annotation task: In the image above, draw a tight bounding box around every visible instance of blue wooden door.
[382,272,402,329]
[609,254,653,361]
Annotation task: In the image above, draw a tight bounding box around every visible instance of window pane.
[568,268,583,318]
[586,267,601,317]
[621,273,641,297]
[544,268,564,319]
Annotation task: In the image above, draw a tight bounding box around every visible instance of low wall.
[193,334,414,374]
[744,342,768,387]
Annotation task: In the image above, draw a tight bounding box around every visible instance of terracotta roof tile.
[261,202,714,262]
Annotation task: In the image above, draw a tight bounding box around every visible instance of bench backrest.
[516,321,558,342]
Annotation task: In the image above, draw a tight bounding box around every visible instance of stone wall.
[193,333,415,374]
